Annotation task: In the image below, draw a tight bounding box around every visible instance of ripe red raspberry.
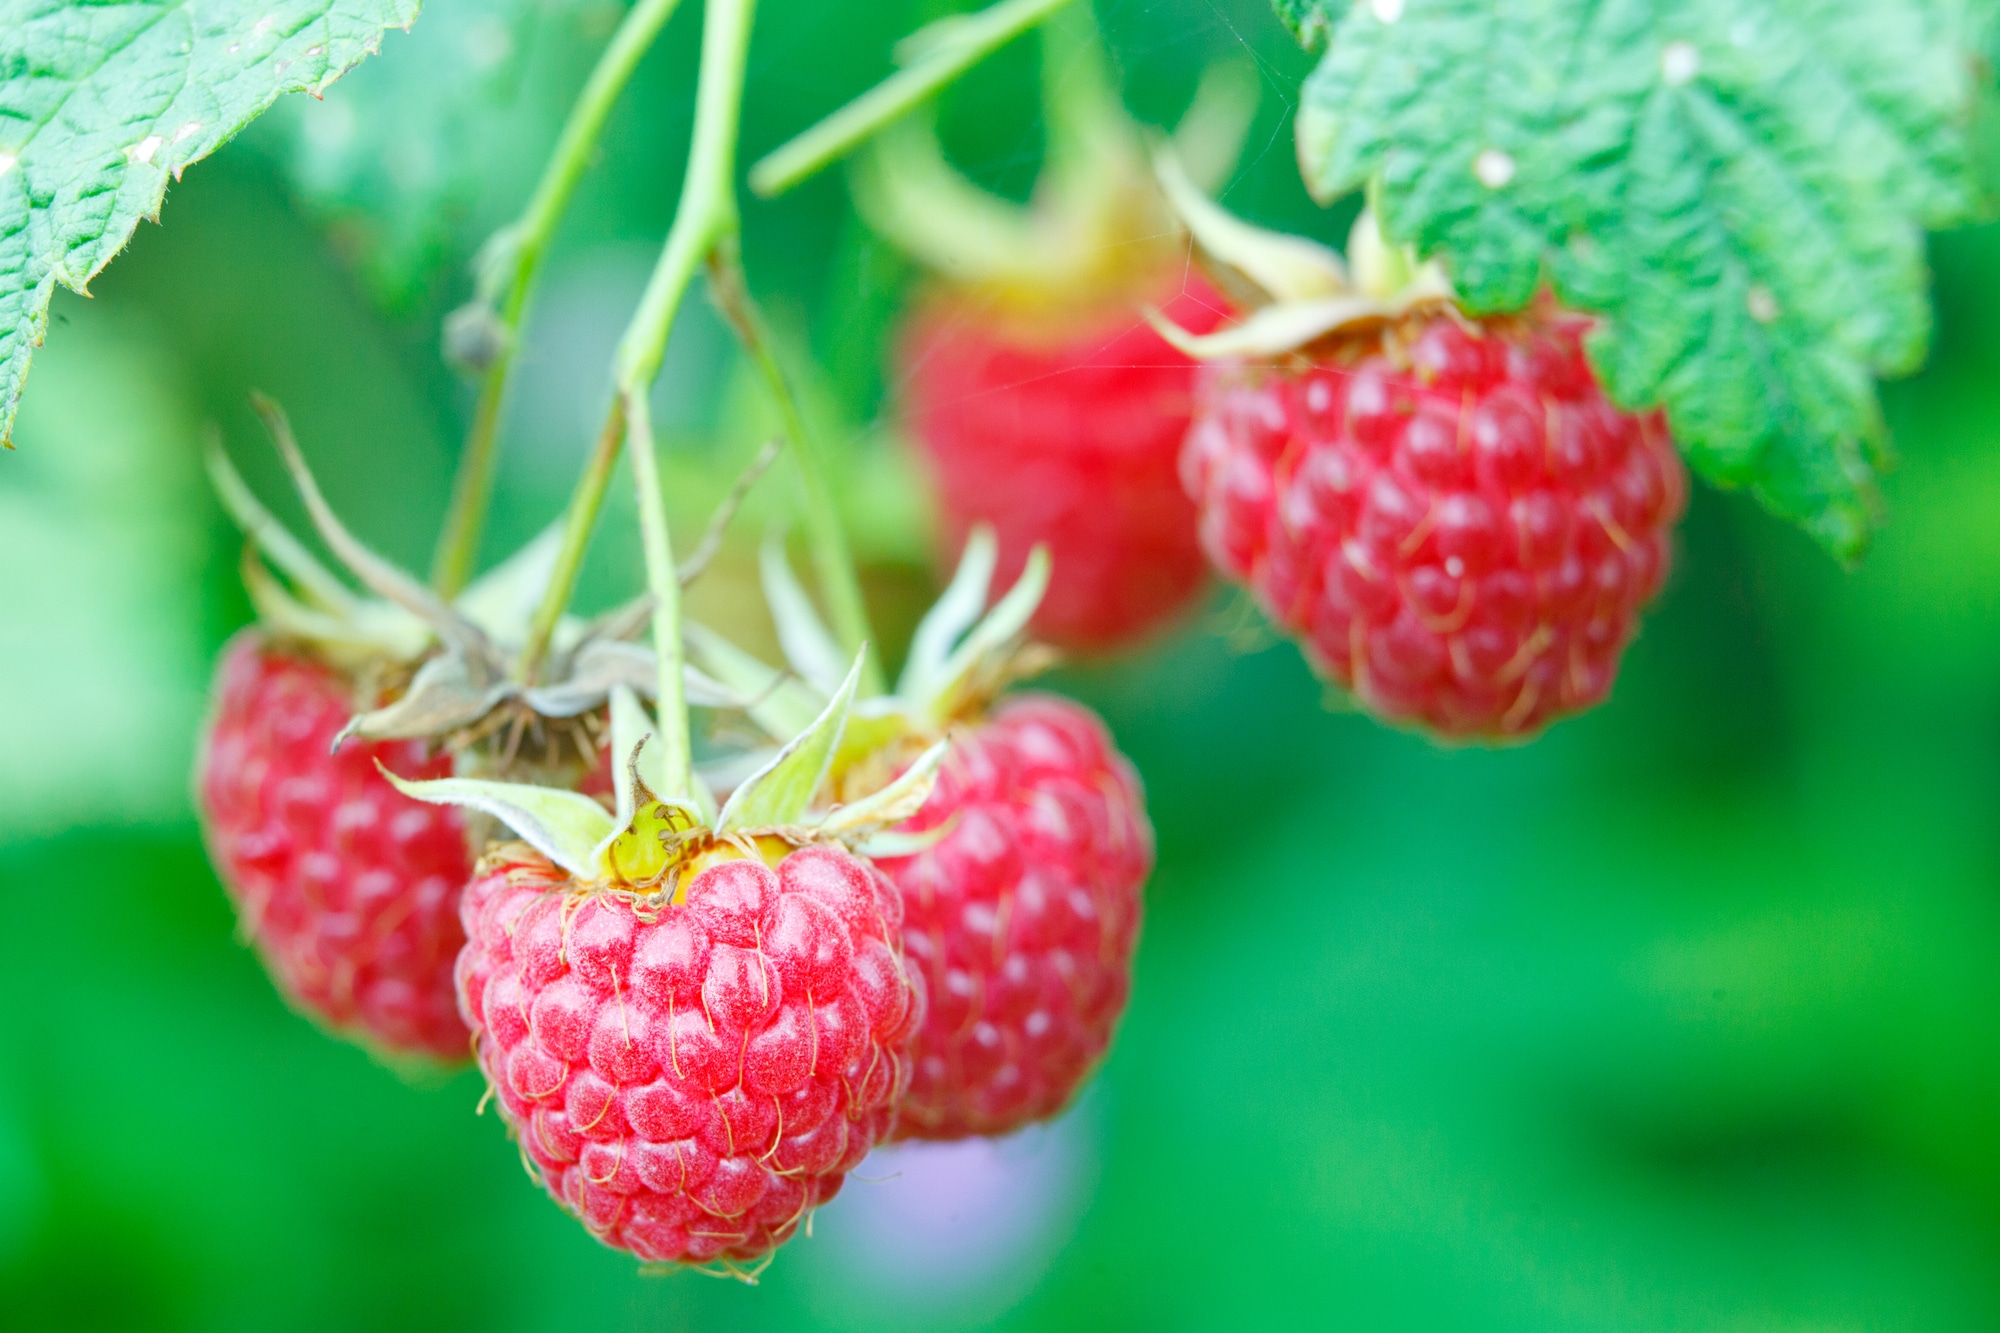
[1181,312,1687,739]
[197,632,471,1059]
[898,277,1228,652]
[456,842,923,1267]
[872,693,1150,1139]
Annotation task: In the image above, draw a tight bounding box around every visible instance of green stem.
[705,241,884,697]
[747,0,1079,198]
[514,399,626,685]
[430,0,687,598]
[617,0,759,797]
[515,0,750,694]
[612,12,745,391]
[624,390,693,797]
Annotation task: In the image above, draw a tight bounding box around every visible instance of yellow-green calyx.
[1147,146,1457,361]
[686,526,1052,822]
[387,654,948,896]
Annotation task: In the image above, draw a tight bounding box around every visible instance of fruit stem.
[747,0,1079,198]
[514,401,626,685]
[704,240,886,697]
[430,0,687,599]
[622,0,760,796]
[513,0,754,724]
[626,389,695,799]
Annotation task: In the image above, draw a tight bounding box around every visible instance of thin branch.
[747,0,1078,198]
[430,0,687,598]
[678,435,784,586]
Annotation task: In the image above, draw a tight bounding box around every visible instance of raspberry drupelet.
[198,633,472,1059]
[456,841,923,1267]
[1182,312,1687,739]
[875,693,1149,1138]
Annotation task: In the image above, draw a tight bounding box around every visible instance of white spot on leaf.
[0,151,15,181]
[1746,285,1780,323]
[125,136,164,166]
[1661,41,1700,86]
[252,14,275,34]
[172,120,202,144]
[1370,0,1404,22]
[1474,148,1515,188]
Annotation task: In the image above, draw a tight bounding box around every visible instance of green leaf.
[0,0,420,445]
[1285,0,1993,560]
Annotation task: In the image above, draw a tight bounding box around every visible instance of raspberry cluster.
[198,634,471,1059]
[1181,314,1687,739]
[877,694,1150,1138]
[455,844,923,1266]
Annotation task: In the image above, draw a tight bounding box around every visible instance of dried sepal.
[206,437,360,615]
[252,394,497,661]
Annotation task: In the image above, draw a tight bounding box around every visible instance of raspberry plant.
[1271,0,1995,561]
[4,0,1999,1284]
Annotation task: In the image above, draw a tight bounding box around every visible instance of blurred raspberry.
[876,694,1149,1139]
[898,277,1228,652]
[197,633,471,1059]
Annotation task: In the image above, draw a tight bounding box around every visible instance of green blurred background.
[5,0,2000,1327]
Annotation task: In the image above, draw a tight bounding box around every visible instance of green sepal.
[759,537,848,697]
[1150,147,1453,357]
[853,820,959,862]
[717,649,866,833]
[897,525,1001,706]
[816,739,948,842]
[927,543,1050,720]
[684,622,825,742]
[381,768,615,879]
[453,525,563,647]
[1151,143,1348,302]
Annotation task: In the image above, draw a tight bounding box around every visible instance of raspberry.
[898,276,1228,651]
[456,841,923,1267]
[1180,312,1687,739]
[197,632,472,1059]
[873,694,1150,1139]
